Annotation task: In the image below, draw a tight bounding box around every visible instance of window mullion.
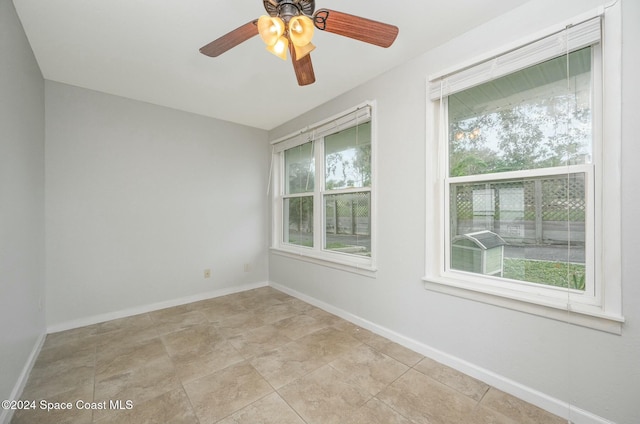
[283,192,314,200]
[324,186,372,196]
[446,165,593,185]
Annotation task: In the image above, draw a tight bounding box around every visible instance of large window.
[272,103,375,271]
[447,48,593,292]
[425,12,623,332]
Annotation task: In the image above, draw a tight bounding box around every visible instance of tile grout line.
[159,319,202,424]
[370,363,417,423]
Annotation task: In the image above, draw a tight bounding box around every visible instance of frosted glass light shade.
[266,36,289,60]
[258,15,285,46]
[294,42,315,60]
[289,15,314,46]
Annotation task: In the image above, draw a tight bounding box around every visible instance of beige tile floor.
[12,287,566,424]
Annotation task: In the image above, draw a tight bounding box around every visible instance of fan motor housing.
[263,0,315,20]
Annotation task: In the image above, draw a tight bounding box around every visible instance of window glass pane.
[325,122,371,190]
[324,192,371,256]
[450,173,586,290]
[448,48,592,177]
[284,196,313,247]
[285,142,314,194]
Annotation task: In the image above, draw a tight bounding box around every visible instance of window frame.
[271,101,377,276]
[443,164,597,303]
[423,5,623,333]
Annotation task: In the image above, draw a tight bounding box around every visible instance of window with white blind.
[424,6,623,332]
[271,102,376,273]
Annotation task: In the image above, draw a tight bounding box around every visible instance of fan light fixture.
[199,0,399,86]
[289,15,315,59]
[258,14,314,61]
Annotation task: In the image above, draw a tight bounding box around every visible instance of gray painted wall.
[45,81,270,327]
[269,1,640,423]
[0,0,46,414]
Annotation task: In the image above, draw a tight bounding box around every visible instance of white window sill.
[270,247,377,278]
[423,275,624,334]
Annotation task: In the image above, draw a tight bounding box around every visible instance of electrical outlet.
[204,269,211,279]
[243,263,252,273]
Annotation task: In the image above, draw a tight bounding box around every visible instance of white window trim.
[423,3,623,334]
[270,101,378,277]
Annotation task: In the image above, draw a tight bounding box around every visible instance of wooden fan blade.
[313,9,398,48]
[290,44,316,86]
[199,20,258,57]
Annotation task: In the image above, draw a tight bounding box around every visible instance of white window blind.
[428,17,601,101]
[272,103,372,153]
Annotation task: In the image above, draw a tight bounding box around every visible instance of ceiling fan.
[199,0,399,86]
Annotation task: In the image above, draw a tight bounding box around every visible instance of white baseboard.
[47,281,269,334]
[0,332,46,424]
[268,281,615,424]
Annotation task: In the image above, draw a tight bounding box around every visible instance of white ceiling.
[13,0,531,130]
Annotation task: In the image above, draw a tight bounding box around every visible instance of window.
[425,9,623,332]
[283,142,315,247]
[272,103,375,272]
[448,47,593,292]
